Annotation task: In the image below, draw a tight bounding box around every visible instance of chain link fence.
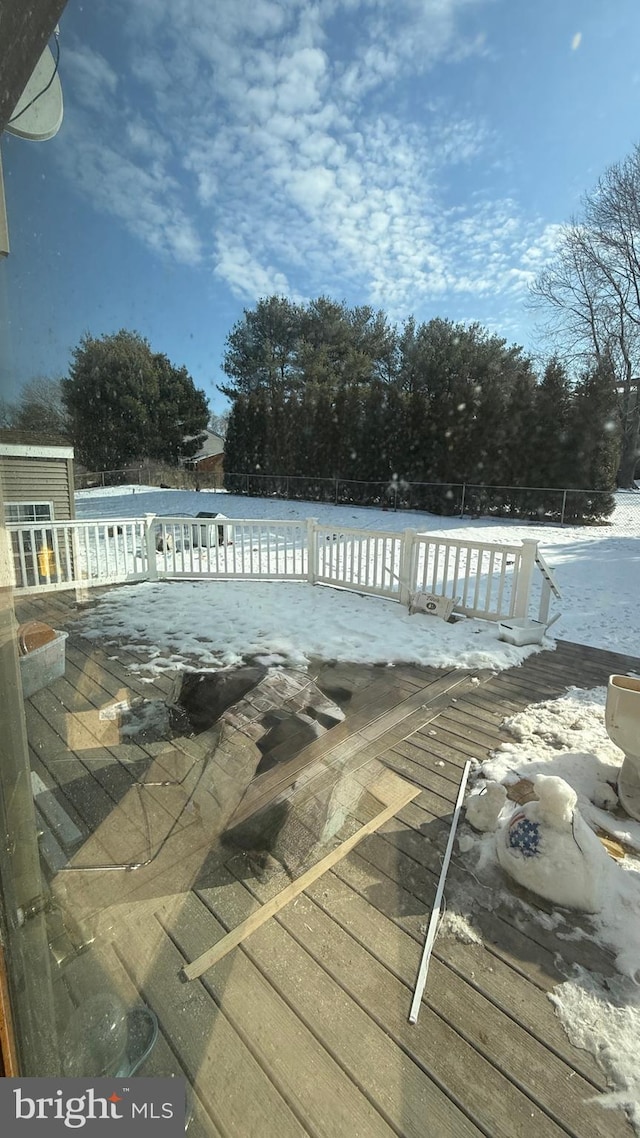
[76,460,224,492]
[222,472,616,524]
[75,464,617,524]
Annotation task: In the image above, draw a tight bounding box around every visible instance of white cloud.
[57,117,203,267]
[57,0,551,321]
[214,233,296,300]
[63,45,118,112]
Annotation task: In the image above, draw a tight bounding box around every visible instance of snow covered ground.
[75,484,640,663]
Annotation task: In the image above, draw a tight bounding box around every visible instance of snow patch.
[550,969,640,1131]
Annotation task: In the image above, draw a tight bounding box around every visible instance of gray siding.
[0,455,74,520]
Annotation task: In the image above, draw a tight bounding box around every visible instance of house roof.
[192,431,224,460]
[0,429,73,459]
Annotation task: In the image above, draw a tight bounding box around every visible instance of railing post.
[560,489,567,526]
[144,514,158,581]
[399,529,417,606]
[538,578,551,625]
[307,518,318,585]
[512,538,537,618]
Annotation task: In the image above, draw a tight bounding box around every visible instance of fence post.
[512,538,537,618]
[335,478,339,505]
[307,518,318,585]
[399,529,417,606]
[560,489,567,526]
[144,514,158,581]
[460,483,466,518]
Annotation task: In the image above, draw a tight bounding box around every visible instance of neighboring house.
[0,430,75,523]
[183,430,224,476]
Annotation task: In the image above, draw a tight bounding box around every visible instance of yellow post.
[37,546,56,579]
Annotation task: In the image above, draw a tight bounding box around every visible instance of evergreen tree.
[148,353,209,464]
[565,361,620,519]
[531,357,573,491]
[222,296,302,398]
[502,371,539,514]
[221,395,249,489]
[360,381,388,485]
[62,330,208,470]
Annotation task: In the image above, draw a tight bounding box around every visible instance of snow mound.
[495,775,609,913]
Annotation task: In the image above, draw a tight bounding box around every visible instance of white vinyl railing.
[8,518,149,592]
[8,515,559,624]
[151,517,307,580]
[411,534,526,620]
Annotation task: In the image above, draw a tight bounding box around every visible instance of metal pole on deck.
[409,759,472,1024]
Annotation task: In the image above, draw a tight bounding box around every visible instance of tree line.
[222,300,619,521]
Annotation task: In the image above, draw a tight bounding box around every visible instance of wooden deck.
[12,586,640,1138]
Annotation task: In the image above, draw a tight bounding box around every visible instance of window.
[5,502,53,524]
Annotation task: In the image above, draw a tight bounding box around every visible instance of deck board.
[11,587,637,1137]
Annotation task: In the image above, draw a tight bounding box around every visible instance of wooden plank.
[158,892,397,1138]
[105,908,306,1138]
[64,640,168,703]
[341,827,624,1101]
[194,869,484,1138]
[299,871,630,1138]
[31,770,83,847]
[267,884,571,1138]
[356,795,618,980]
[357,670,474,741]
[433,708,505,751]
[183,771,420,979]
[61,945,219,1138]
[383,748,463,808]
[25,708,118,831]
[390,741,462,797]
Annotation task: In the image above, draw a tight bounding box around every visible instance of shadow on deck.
[10,585,639,1138]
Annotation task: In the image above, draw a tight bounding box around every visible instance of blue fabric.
[508,816,541,858]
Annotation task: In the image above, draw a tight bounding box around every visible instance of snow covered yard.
[75,483,640,661]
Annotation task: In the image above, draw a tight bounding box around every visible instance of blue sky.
[2,0,640,414]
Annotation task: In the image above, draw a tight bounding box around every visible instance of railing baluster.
[485,550,496,613]
[472,547,483,612]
